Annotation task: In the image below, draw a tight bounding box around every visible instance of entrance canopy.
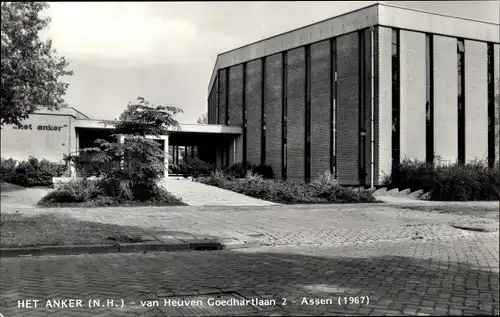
[73,119,243,175]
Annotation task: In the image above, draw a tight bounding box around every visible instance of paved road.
[1,233,499,316]
[1,189,499,316]
[3,202,499,248]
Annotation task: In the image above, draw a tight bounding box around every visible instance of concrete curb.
[0,240,262,258]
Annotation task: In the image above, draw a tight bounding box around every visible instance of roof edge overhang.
[74,119,242,135]
[207,2,499,93]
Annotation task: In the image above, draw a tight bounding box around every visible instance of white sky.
[42,1,499,123]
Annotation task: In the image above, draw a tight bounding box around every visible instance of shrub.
[226,162,275,179]
[386,158,499,201]
[197,170,375,204]
[0,158,17,182]
[226,162,252,178]
[182,157,213,177]
[0,157,66,187]
[39,178,185,206]
[253,164,274,179]
[40,179,103,203]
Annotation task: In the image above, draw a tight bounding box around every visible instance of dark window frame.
[331,38,337,177]
[457,38,466,164]
[242,62,248,165]
[487,43,495,168]
[391,28,401,173]
[261,57,266,165]
[358,30,367,186]
[225,68,230,125]
[425,33,435,164]
[282,51,288,180]
[305,44,311,183]
[216,74,220,125]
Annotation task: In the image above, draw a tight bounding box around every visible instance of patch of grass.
[0,213,145,248]
[198,171,376,204]
[38,178,186,207]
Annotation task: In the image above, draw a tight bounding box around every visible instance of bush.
[226,162,275,179]
[39,178,185,207]
[0,157,66,187]
[385,158,499,201]
[41,179,103,203]
[182,157,213,177]
[198,170,375,204]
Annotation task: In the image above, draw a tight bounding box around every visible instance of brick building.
[207,3,500,186]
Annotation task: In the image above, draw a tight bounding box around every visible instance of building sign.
[12,124,67,131]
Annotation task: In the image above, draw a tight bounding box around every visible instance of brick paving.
[3,202,498,248]
[1,189,499,316]
[1,234,498,316]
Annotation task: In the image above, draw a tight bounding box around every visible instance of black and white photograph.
[1,1,499,316]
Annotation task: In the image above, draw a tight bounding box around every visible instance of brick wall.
[336,32,360,185]
[286,47,306,181]
[465,40,488,161]
[245,59,263,165]
[433,35,458,163]
[264,54,283,179]
[229,64,244,126]
[218,69,227,125]
[310,40,331,179]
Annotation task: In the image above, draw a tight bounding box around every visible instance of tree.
[197,112,208,124]
[1,2,73,126]
[67,97,183,201]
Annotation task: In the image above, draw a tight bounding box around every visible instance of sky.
[43,1,500,123]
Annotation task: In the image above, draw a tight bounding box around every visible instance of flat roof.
[208,2,499,92]
[74,119,242,135]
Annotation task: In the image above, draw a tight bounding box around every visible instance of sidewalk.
[161,177,278,206]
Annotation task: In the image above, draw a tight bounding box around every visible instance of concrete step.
[386,188,399,196]
[408,189,424,200]
[373,187,388,196]
[397,188,411,197]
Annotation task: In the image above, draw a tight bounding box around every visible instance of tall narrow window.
[358,31,367,186]
[487,43,495,168]
[243,62,248,165]
[225,69,230,125]
[425,34,434,164]
[457,39,465,164]
[282,52,288,180]
[216,76,220,124]
[391,29,400,172]
[331,38,337,176]
[305,45,311,183]
[261,57,266,165]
